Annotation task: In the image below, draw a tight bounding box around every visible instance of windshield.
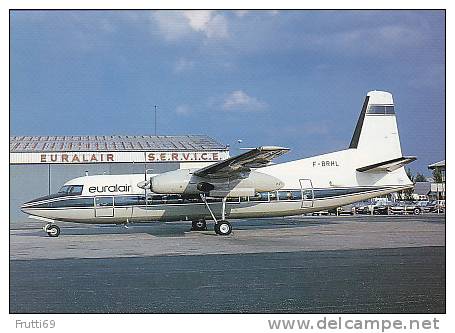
[58,185,71,193]
[57,185,83,195]
[68,185,83,194]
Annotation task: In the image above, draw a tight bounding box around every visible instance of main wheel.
[215,220,232,236]
[46,225,60,237]
[191,219,207,231]
[413,208,421,215]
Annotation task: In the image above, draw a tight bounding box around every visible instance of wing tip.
[258,146,290,151]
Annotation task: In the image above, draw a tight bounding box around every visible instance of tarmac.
[10,214,445,313]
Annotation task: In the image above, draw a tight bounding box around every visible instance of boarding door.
[299,179,314,208]
[95,196,114,218]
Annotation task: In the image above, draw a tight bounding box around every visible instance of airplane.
[21,91,416,237]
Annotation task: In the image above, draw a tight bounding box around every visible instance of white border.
[3,1,450,332]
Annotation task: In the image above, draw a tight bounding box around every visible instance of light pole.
[154,105,157,136]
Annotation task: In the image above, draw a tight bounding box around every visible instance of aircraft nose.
[20,199,39,214]
[21,193,55,213]
[20,205,31,215]
[21,200,37,214]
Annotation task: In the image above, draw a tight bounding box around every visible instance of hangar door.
[299,179,314,208]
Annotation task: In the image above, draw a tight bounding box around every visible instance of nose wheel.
[191,219,207,231]
[43,223,60,237]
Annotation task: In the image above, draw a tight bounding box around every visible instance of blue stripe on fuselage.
[22,186,395,209]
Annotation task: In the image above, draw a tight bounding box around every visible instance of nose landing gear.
[43,223,60,237]
[191,219,207,231]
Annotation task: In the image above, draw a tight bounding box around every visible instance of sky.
[10,10,445,176]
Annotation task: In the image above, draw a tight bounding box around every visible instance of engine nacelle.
[149,169,284,196]
[150,169,198,194]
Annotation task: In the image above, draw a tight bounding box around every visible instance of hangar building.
[10,135,229,226]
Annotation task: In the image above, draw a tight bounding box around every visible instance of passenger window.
[302,189,313,200]
[95,197,113,207]
[291,190,302,200]
[240,196,249,202]
[137,196,146,205]
[227,197,240,203]
[269,192,277,201]
[114,196,139,206]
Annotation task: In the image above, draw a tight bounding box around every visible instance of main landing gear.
[199,194,233,236]
[214,220,232,236]
[43,223,60,237]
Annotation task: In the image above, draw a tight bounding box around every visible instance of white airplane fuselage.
[21,90,414,227]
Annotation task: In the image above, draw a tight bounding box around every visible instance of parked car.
[435,200,446,213]
[353,201,391,215]
[372,205,390,215]
[328,205,355,215]
[340,204,356,215]
[311,210,329,216]
[354,201,373,214]
[425,201,445,213]
[415,201,437,213]
[389,201,422,215]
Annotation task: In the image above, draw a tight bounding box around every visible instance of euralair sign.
[10,151,230,164]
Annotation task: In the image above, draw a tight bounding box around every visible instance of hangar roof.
[10,135,228,153]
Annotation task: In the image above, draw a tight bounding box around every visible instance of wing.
[194,146,289,178]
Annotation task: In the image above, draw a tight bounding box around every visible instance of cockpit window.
[68,185,83,195]
[57,185,83,195]
[58,185,71,193]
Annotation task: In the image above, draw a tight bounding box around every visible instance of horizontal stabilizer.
[357,156,416,173]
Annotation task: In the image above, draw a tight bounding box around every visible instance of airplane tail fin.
[349,91,404,162]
